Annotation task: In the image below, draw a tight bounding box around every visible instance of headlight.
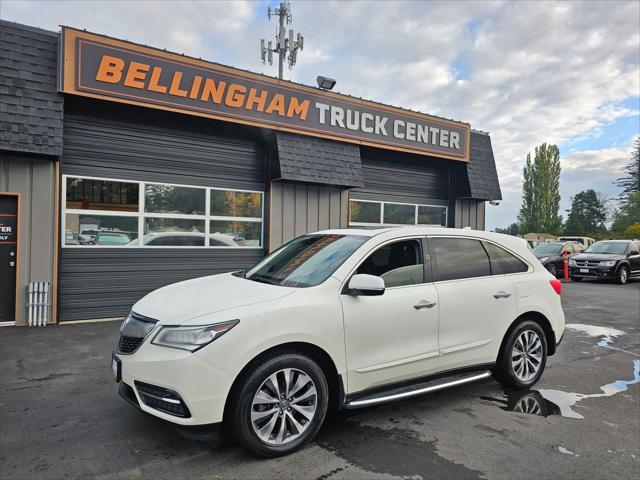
[569,259,577,267]
[151,319,239,352]
[539,257,549,263]
[599,260,616,267]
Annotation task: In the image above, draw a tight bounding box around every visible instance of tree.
[564,209,585,236]
[517,143,562,234]
[615,136,640,198]
[612,191,640,233]
[624,222,640,239]
[494,223,519,236]
[564,189,607,235]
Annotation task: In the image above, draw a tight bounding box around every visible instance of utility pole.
[260,1,304,79]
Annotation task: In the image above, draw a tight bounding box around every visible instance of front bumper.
[569,265,616,280]
[114,341,234,426]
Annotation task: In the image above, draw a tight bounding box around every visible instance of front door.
[340,238,440,393]
[0,195,18,323]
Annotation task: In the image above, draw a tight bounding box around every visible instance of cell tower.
[260,1,304,79]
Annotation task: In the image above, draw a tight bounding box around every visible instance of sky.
[2,0,639,230]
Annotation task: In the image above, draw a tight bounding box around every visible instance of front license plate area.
[112,353,121,382]
[580,268,589,273]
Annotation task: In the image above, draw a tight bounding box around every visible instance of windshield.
[244,234,369,287]
[533,243,562,255]
[584,241,629,255]
[97,234,131,245]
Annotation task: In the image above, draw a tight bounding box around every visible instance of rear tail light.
[549,279,562,295]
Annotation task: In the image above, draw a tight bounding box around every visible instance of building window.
[62,175,263,248]
[349,199,447,227]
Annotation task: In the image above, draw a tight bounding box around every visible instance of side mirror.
[347,274,385,296]
[629,250,639,256]
[579,249,585,253]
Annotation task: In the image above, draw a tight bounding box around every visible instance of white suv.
[113,227,565,457]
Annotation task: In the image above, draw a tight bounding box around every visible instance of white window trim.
[62,174,264,249]
[349,198,448,227]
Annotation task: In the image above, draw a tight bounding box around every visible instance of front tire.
[616,265,629,285]
[546,263,558,277]
[493,320,548,390]
[228,353,328,457]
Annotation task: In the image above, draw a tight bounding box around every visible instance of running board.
[344,370,492,408]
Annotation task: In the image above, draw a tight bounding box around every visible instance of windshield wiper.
[246,274,281,286]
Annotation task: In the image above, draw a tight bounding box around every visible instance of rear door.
[430,237,518,371]
[629,241,640,274]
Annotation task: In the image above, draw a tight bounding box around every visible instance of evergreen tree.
[517,143,562,234]
[615,136,640,198]
[564,189,606,234]
[612,192,640,233]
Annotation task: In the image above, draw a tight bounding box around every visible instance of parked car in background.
[532,241,582,277]
[65,230,79,245]
[569,239,640,284]
[113,227,565,457]
[78,229,99,244]
[95,230,132,246]
[557,236,595,248]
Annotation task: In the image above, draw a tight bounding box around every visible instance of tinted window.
[483,242,528,274]
[350,200,381,223]
[357,240,424,287]
[432,238,491,281]
[145,184,205,215]
[383,204,415,225]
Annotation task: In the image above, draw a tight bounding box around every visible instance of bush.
[623,223,640,239]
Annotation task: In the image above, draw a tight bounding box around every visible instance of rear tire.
[616,265,629,285]
[493,320,548,390]
[227,353,328,457]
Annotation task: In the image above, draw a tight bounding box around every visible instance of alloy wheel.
[250,368,317,445]
[511,330,543,382]
[547,263,558,277]
[619,267,628,284]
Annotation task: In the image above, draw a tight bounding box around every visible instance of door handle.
[493,291,512,299]
[414,300,436,310]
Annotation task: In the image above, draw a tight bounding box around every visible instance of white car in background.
[113,227,565,457]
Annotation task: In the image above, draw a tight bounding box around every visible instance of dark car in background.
[532,241,582,277]
[569,239,640,284]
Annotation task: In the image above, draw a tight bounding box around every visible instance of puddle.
[565,323,639,356]
[485,360,640,419]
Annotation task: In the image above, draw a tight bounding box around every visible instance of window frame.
[428,235,532,283]
[343,236,432,291]
[62,174,264,249]
[349,198,448,227]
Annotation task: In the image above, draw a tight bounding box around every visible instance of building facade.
[0,21,501,325]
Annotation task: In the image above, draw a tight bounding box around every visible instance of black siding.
[351,147,451,205]
[59,98,266,321]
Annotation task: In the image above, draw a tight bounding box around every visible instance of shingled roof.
[0,20,63,156]
[275,131,364,188]
[467,131,502,201]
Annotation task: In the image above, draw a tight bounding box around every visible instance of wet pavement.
[1,279,639,479]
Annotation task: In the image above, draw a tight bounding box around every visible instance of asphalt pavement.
[1,279,639,480]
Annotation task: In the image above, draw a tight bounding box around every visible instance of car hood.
[132,272,296,324]
[572,253,624,262]
[534,253,561,260]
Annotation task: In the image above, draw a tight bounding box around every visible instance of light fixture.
[316,75,336,90]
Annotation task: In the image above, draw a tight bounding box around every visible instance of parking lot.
[1,279,639,480]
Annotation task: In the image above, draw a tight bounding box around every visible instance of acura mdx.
[113,227,565,457]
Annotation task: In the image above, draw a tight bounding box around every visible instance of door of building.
[0,194,19,323]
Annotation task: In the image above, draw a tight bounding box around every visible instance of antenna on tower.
[260,1,304,79]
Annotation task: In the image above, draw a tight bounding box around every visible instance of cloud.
[2,0,638,230]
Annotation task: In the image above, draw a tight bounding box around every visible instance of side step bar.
[345,370,492,408]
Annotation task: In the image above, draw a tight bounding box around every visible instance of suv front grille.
[575,260,601,267]
[117,312,158,355]
[119,336,144,354]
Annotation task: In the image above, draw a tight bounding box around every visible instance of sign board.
[59,27,470,161]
